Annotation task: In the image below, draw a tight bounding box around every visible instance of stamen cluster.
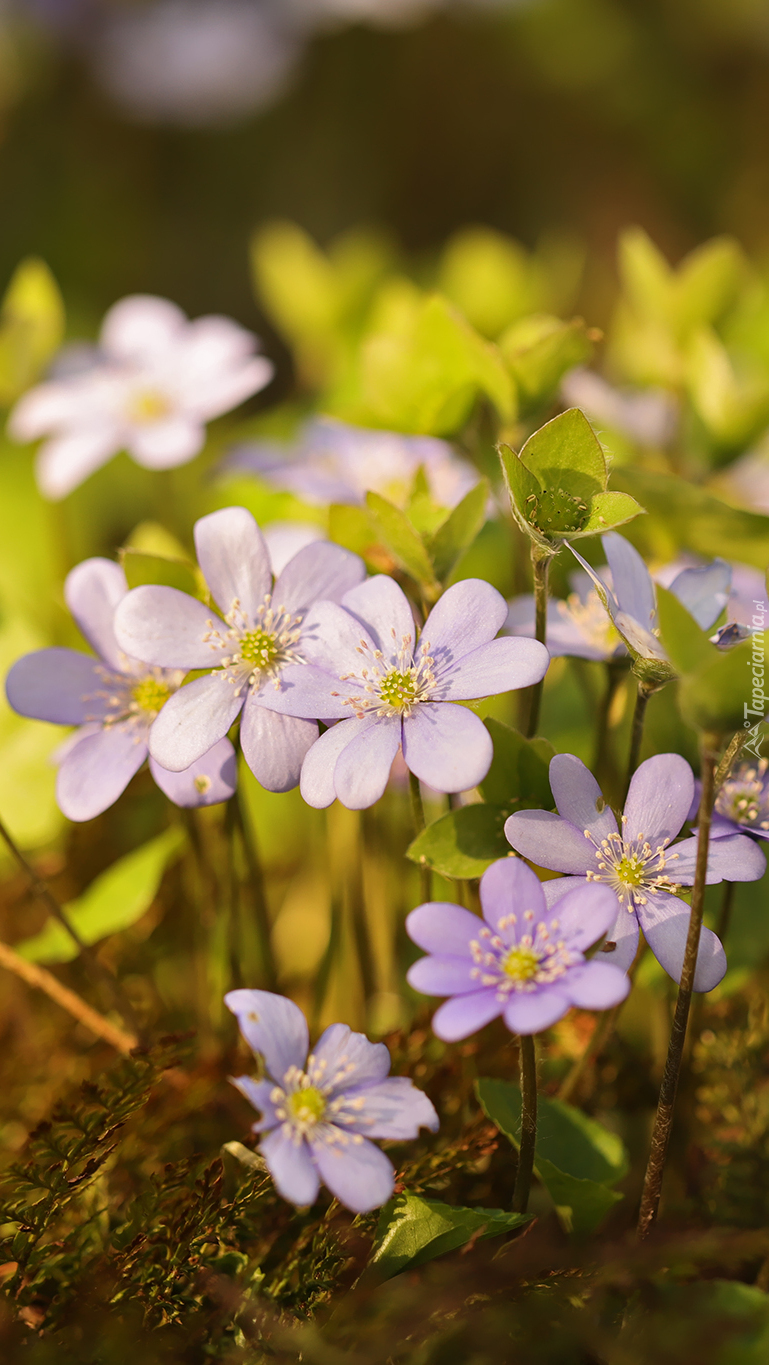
[270,1055,376,1148]
[87,664,183,732]
[335,628,436,719]
[202,595,304,693]
[468,910,575,997]
[584,817,680,909]
[716,760,769,832]
[558,589,621,655]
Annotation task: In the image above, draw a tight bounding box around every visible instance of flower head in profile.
[226,989,438,1213]
[113,506,366,792]
[504,753,766,991]
[5,557,236,821]
[255,575,548,809]
[9,295,274,499]
[406,858,629,1039]
[693,758,769,842]
[227,416,480,510]
[505,567,624,663]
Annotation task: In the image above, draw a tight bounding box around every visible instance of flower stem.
[351,811,376,1010]
[512,1034,537,1214]
[715,880,735,945]
[593,658,628,795]
[623,679,654,801]
[636,734,718,1239]
[409,770,432,902]
[232,789,278,990]
[0,937,137,1053]
[525,551,550,739]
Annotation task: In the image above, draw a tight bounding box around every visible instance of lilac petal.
[333,715,401,809]
[147,675,243,772]
[260,1128,319,1207]
[595,905,640,974]
[264,522,325,577]
[636,892,727,991]
[431,989,505,1041]
[670,560,731,631]
[35,428,119,500]
[542,875,590,907]
[505,597,611,661]
[101,294,185,358]
[272,541,365,616]
[253,662,349,721]
[114,585,227,669]
[230,1075,281,1131]
[311,1022,391,1092]
[437,636,549,700]
[503,989,571,1034]
[709,815,741,839]
[57,724,148,821]
[565,960,630,1010]
[479,857,547,934]
[193,507,271,620]
[504,809,595,875]
[341,1077,439,1139]
[149,736,236,807]
[602,532,656,629]
[401,702,492,793]
[64,558,128,670]
[128,417,203,469]
[240,693,317,793]
[671,832,767,885]
[311,1132,394,1213]
[623,753,694,847]
[6,649,112,725]
[406,902,483,955]
[422,579,508,664]
[551,880,621,951]
[407,955,479,995]
[298,600,378,678]
[549,754,618,843]
[300,718,368,809]
[340,575,415,657]
[224,988,309,1082]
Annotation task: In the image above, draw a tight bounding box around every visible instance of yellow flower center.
[616,854,644,888]
[286,1085,326,1127]
[377,667,420,713]
[128,388,172,423]
[502,945,541,983]
[238,627,282,671]
[131,677,171,716]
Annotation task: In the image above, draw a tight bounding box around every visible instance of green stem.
[525,551,550,739]
[715,880,735,945]
[350,811,376,1010]
[512,1034,537,1214]
[409,771,432,902]
[224,799,243,992]
[311,894,342,1035]
[714,729,749,792]
[637,734,718,1239]
[232,789,278,990]
[623,679,654,801]
[593,658,629,791]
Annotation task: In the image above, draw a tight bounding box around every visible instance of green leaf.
[518,408,607,502]
[438,226,543,338]
[365,491,438,591]
[478,719,553,813]
[17,828,185,964]
[577,490,645,536]
[407,804,510,879]
[368,1190,528,1280]
[476,1078,628,1235]
[674,236,747,336]
[119,548,201,596]
[618,227,673,324]
[686,327,769,449]
[497,442,549,548]
[611,467,769,570]
[656,585,713,675]
[427,479,489,583]
[499,314,594,412]
[0,258,65,406]
[328,503,377,557]
[679,632,763,735]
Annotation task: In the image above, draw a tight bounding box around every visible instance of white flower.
[9,294,274,499]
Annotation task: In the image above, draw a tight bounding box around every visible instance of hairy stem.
[512,1034,538,1214]
[525,552,550,739]
[0,937,137,1053]
[637,734,718,1239]
[714,729,749,792]
[409,770,432,902]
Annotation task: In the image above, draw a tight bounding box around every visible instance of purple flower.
[406,858,629,1040]
[5,557,236,821]
[505,568,624,662]
[255,575,548,809]
[691,758,769,842]
[225,989,438,1213]
[113,506,366,791]
[504,753,767,991]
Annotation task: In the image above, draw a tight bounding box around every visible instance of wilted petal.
[406,901,483,955]
[402,702,492,793]
[57,724,147,821]
[504,809,595,875]
[333,715,401,809]
[148,675,244,771]
[194,507,271,620]
[436,636,549,700]
[431,989,504,1040]
[224,988,309,1081]
[311,1132,393,1213]
[64,557,128,670]
[240,693,317,792]
[623,753,694,847]
[272,540,365,616]
[149,736,236,807]
[260,1128,319,1208]
[6,649,112,725]
[549,754,619,842]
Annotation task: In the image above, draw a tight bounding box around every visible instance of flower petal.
[128,417,203,469]
[479,857,547,935]
[251,663,350,720]
[64,558,128,670]
[240,693,317,793]
[114,584,227,669]
[407,955,479,995]
[637,892,727,991]
[149,736,236,807]
[595,905,640,974]
[311,1022,390,1092]
[296,599,377,679]
[311,1132,393,1213]
[341,1077,439,1139]
[504,809,595,875]
[670,560,731,630]
[623,753,694,847]
[57,724,147,820]
[436,636,549,700]
[406,902,483,955]
[505,596,615,661]
[340,575,415,657]
[36,429,119,500]
[333,715,401,809]
[671,832,767,885]
[6,649,112,725]
[272,541,366,617]
[565,960,630,1010]
[224,988,309,1082]
[602,532,656,629]
[401,702,492,792]
[147,675,243,771]
[230,1075,280,1131]
[422,578,508,664]
[101,294,186,359]
[549,753,618,842]
[503,989,570,1034]
[260,1128,319,1208]
[264,522,325,577]
[550,880,621,951]
[431,989,505,1041]
[194,506,271,620]
[299,718,368,809]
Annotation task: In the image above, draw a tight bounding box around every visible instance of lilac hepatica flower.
[505,569,623,662]
[690,759,769,842]
[113,506,366,791]
[5,558,236,821]
[227,416,480,510]
[225,989,438,1212]
[9,295,274,500]
[256,575,549,809]
[406,857,629,1040]
[504,753,766,991]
